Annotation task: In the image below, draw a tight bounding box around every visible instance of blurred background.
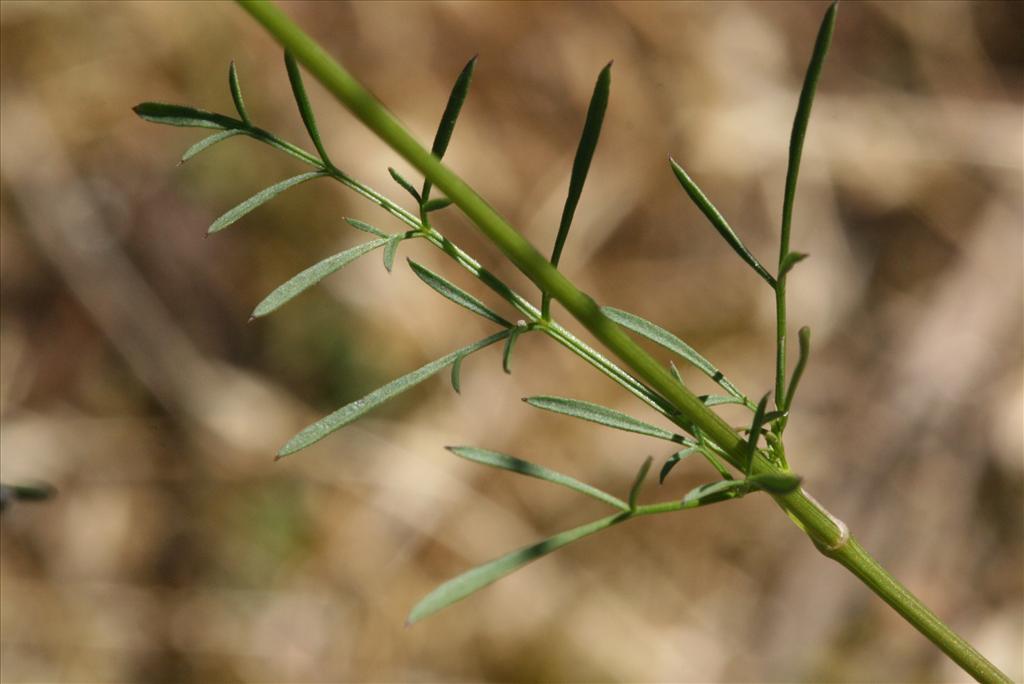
[1,1,1021,682]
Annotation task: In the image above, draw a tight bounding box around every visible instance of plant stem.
[774,279,788,410]
[235,3,1011,680]
[830,538,1010,684]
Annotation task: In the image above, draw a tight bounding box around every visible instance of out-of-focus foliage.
[1,2,1021,682]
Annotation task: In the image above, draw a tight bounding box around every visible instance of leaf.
[680,469,799,507]
[277,329,511,458]
[228,61,252,125]
[700,394,747,408]
[781,2,838,253]
[682,479,748,508]
[549,62,611,271]
[251,238,389,318]
[388,167,421,204]
[407,259,512,327]
[450,355,463,394]
[0,482,56,512]
[501,325,524,374]
[422,197,453,213]
[10,482,57,502]
[690,431,735,481]
[603,306,745,400]
[284,50,333,166]
[779,251,809,279]
[179,130,241,164]
[659,447,698,484]
[421,56,476,203]
[742,394,771,476]
[627,456,653,510]
[523,396,682,443]
[209,171,326,234]
[448,446,629,511]
[382,235,402,273]
[669,158,777,288]
[784,326,811,410]
[407,512,624,624]
[669,361,684,385]
[133,102,241,130]
[345,217,389,238]
[542,62,611,318]
[747,472,802,494]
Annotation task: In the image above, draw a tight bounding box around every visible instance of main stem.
[236,3,1010,681]
[828,539,1009,683]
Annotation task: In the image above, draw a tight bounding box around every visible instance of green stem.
[772,273,788,463]
[235,3,1011,680]
[830,538,1010,684]
[774,278,787,411]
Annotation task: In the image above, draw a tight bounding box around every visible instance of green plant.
[134,2,1011,681]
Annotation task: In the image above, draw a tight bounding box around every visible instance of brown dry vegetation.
[1,1,1021,682]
